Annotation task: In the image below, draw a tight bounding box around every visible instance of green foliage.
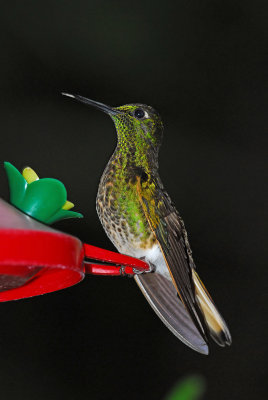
[164,376,205,400]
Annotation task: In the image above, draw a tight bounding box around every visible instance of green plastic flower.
[4,162,83,224]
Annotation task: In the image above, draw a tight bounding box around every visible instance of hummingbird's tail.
[135,272,209,355]
[192,270,232,347]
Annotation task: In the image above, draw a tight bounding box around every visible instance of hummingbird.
[63,93,232,354]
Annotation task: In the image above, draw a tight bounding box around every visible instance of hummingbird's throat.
[115,138,157,176]
[112,119,158,173]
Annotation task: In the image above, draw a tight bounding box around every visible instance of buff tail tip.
[192,270,232,347]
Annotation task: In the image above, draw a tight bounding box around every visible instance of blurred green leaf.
[164,375,205,400]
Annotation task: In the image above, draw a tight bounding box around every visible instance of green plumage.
[96,103,164,250]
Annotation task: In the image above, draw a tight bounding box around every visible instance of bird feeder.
[0,163,150,302]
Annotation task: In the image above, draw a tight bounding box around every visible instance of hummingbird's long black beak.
[62,93,121,116]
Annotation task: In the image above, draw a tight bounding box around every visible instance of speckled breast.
[96,165,156,256]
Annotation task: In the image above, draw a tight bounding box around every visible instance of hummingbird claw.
[138,258,156,273]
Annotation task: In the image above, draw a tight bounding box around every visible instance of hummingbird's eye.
[134,108,145,119]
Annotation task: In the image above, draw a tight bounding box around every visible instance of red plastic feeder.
[0,198,150,302]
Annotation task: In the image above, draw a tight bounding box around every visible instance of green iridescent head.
[111,103,163,150]
[62,93,164,162]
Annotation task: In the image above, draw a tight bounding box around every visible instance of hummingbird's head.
[111,103,163,152]
[62,94,164,162]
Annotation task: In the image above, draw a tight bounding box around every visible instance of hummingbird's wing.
[136,176,209,343]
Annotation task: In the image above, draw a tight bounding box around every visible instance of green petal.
[4,162,28,206]
[46,209,83,224]
[164,376,205,400]
[20,178,67,222]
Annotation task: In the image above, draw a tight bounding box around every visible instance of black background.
[0,1,267,399]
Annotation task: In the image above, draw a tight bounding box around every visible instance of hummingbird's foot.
[137,257,156,274]
[119,265,134,277]
[120,257,154,276]
[120,266,144,276]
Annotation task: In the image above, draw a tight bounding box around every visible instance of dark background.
[0,1,267,399]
